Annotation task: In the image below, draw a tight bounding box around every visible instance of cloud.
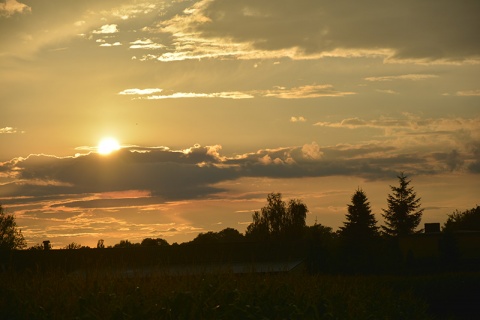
[93,24,118,34]
[445,149,464,172]
[99,42,122,47]
[0,126,17,134]
[0,0,31,17]
[364,74,439,81]
[119,84,353,100]
[314,115,480,135]
[376,89,398,95]
[315,117,413,130]
[290,116,307,123]
[3,136,477,210]
[129,39,164,50]
[145,91,254,100]
[455,90,480,97]
[119,88,253,99]
[263,85,355,98]
[119,88,163,95]
[158,0,480,63]
[302,142,323,160]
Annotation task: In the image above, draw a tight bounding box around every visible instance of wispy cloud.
[264,85,355,98]
[119,88,163,95]
[455,89,480,97]
[376,89,399,95]
[119,85,354,100]
[144,91,254,100]
[364,74,438,81]
[129,39,164,50]
[314,115,480,135]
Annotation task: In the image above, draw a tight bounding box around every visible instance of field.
[1,267,479,319]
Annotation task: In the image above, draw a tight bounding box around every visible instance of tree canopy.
[443,205,480,232]
[141,237,169,247]
[245,193,307,241]
[0,204,26,250]
[382,173,423,237]
[191,228,245,244]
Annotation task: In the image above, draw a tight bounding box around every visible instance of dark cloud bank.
[1,142,476,208]
[189,0,480,62]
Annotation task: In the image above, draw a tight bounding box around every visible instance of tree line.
[1,173,479,252]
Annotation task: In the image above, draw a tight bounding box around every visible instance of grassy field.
[1,267,478,319]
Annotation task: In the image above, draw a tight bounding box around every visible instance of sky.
[1,0,479,248]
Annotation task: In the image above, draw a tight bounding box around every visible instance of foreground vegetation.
[2,267,478,319]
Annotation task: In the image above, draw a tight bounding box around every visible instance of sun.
[97,137,120,155]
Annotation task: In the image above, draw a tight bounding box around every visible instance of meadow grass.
[0,267,443,320]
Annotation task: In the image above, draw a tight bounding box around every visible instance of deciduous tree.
[443,205,480,232]
[245,193,307,240]
[64,242,82,249]
[141,237,169,247]
[0,204,26,250]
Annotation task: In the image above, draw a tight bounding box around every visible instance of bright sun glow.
[98,137,120,155]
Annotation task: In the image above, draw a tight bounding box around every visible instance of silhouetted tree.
[28,243,44,251]
[339,188,379,241]
[304,223,337,272]
[113,240,139,248]
[245,193,307,241]
[191,231,219,244]
[191,228,244,245]
[43,240,51,250]
[339,189,381,273]
[0,204,26,250]
[216,228,244,242]
[443,205,480,232]
[64,242,82,249]
[141,237,169,247]
[97,239,105,248]
[245,211,269,241]
[382,173,423,237]
[284,199,308,238]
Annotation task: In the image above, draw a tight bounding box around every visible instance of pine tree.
[339,188,379,240]
[382,173,423,237]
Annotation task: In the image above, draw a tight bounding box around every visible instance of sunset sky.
[1,0,479,248]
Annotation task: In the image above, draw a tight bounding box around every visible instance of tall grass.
[0,267,435,319]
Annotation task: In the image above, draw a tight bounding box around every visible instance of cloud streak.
[364,74,439,82]
[119,84,354,100]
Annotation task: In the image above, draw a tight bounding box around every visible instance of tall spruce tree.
[382,173,423,237]
[339,188,379,241]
